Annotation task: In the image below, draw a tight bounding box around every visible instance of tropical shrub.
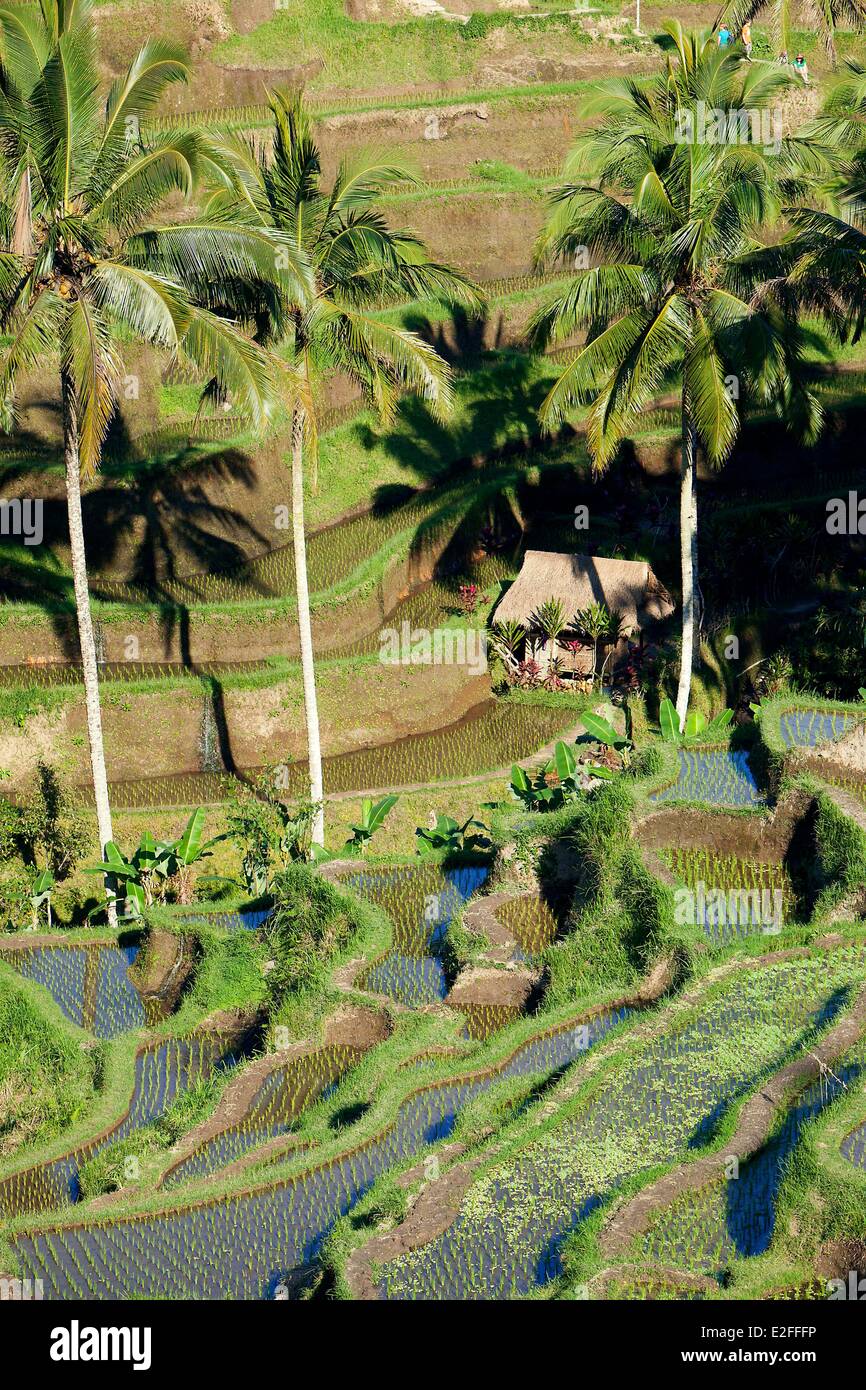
[225,779,318,894]
[344,796,399,854]
[86,810,223,919]
[659,698,734,743]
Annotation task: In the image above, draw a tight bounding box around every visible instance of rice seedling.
[172,908,272,932]
[0,1032,242,1220]
[454,1002,521,1041]
[494,894,564,956]
[0,660,267,688]
[641,1040,866,1280]
[360,952,449,1008]
[650,750,763,808]
[778,709,858,749]
[659,848,796,940]
[376,947,866,1300]
[94,497,436,608]
[162,1045,362,1189]
[343,864,487,1008]
[93,703,571,809]
[10,1009,631,1299]
[4,944,152,1038]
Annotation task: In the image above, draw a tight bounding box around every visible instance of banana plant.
[510,741,583,810]
[85,810,224,919]
[29,869,55,930]
[552,740,583,800]
[659,698,734,743]
[580,712,633,771]
[510,761,559,810]
[415,812,490,855]
[344,795,399,853]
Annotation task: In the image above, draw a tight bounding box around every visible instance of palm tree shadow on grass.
[1,414,283,665]
[356,351,585,587]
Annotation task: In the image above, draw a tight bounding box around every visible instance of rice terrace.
[1,0,866,1363]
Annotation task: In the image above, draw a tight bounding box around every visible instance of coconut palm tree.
[785,68,866,315]
[0,2,309,916]
[529,23,821,729]
[205,93,481,845]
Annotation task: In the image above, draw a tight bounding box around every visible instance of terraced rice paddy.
[841,1120,866,1169]
[650,751,763,808]
[162,1046,362,1190]
[173,908,271,932]
[3,943,156,1037]
[95,496,436,606]
[11,1009,632,1299]
[95,701,572,809]
[494,894,564,956]
[0,1032,243,1218]
[640,1044,866,1279]
[455,1002,522,1041]
[778,710,858,749]
[375,949,865,1300]
[659,849,795,941]
[343,864,488,1008]
[0,660,267,687]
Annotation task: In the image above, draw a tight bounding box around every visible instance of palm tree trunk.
[291,404,325,846]
[61,370,117,927]
[675,405,697,731]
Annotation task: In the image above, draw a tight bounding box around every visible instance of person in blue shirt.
[717,24,732,45]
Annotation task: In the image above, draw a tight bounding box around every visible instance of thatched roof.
[493,551,674,633]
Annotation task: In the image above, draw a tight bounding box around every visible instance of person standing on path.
[741,22,752,58]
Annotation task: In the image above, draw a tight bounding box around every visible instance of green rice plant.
[495,894,563,956]
[661,848,795,915]
[161,1045,362,1189]
[93,702,573,809]
[451,1001,522,1042]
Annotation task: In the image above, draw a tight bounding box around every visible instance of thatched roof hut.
[494,551,674,631]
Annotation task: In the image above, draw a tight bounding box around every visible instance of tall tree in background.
[206,92,480,845]
[0,1,308,917]
[530,23,821,727]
